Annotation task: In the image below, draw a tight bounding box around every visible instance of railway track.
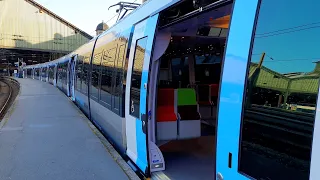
[0,77,20,120]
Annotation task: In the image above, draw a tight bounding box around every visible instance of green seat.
[176,88,200,120]
[175,88,201,139]
[176,88,197,106]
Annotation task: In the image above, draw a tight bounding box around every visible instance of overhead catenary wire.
[255,21,320,36]
[251,52,320,63]
[255,25,320,39]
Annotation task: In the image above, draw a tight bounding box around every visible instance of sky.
[35,0,142,36]
[249,0,320,74]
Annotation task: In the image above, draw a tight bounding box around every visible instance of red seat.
[210,84,219,104]
[157,106,177,122]
[197,84,211,105]
[210,84,219,97]
[157,89,176,122]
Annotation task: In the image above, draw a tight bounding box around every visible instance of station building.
[0,0,92,74]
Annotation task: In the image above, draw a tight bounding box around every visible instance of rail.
[0,77,20,119]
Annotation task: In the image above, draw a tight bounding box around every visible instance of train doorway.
[149,1,233,179]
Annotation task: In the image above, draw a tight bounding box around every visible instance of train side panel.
[74,40,97,116]
[88,27,133,153]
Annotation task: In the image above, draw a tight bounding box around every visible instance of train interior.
[151,2,232,179]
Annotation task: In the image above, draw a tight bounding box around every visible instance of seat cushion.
[198,85,211,105]
[178,105,200,120]
[158,88,175,106]
[210,84,219,97]
[157,106,177,122]
[176,88,197,106]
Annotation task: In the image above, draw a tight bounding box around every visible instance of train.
[23,0,320,179]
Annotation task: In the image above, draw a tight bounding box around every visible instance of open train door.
[125,14,159,176]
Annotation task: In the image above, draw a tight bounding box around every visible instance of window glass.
[37,69,40,79]
[171,57,189,88]
[239,1,320,180]
[62,65,65,84]
[27,69,31,77]
[60,65,63,85]
[57,65,61,85]
[91,53,102,99]
[63,63,68,86]
[76,56,83,91]
[41,68,46,80]
[45,68,48,80]
[195,55,221,84]
[113,44,126,112]
[35,69,39,79]
[58,65,62,87]
[48,66,54,83]
[195,54,221,64]
[60,65,63,86]
[129,37,148,118]
[82,57,89,94]
[100,47,117,106]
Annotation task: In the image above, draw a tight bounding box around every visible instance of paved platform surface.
[0,78,129,180]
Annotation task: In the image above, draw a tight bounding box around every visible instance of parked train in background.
[23,0,320,179]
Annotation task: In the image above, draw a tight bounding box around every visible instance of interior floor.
[159,135,216,180]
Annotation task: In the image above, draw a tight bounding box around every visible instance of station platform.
[0,78,133,180]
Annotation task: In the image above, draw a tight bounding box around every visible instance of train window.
[57,66,60,85]
[100,47,117,107]
[63,63,68,85]
[129,37,148,118]
[35,69,38,79]
[195,55,221,84]
[171,57,189,88]
[195,54,221,64]
[41,68,44,79]
[91,53,102,100]
[49,66,54,83]
[59,65,63,86]
[37,69,40,79]
[76,56,83,91]
[42,67,47,81]
[82,58,89,95]
[239,0,320,180]
[113,44,126,113]
[27,69,31,77]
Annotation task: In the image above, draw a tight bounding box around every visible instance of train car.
[47,62,57,86]
[23,66,34,79]
[23,0,320,179]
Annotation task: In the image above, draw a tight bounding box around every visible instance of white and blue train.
[23,0,320,179]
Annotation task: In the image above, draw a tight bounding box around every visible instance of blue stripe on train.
[136,69,148,172]
[135,14,159,173]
